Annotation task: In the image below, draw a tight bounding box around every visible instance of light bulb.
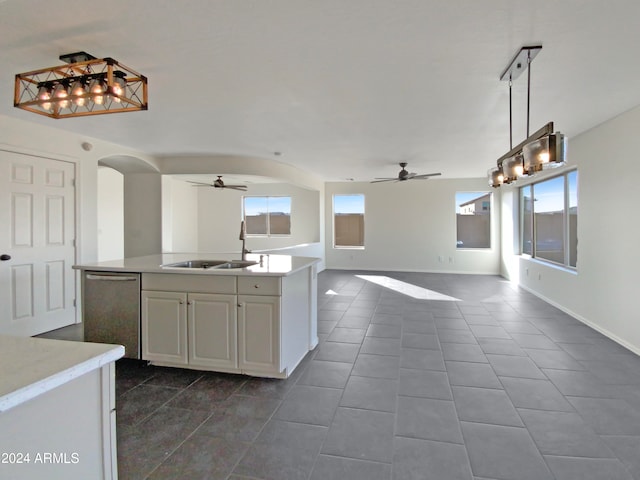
[52,83,69,109]
[70,80,87,107]
[37,85,52,111]
[539,152,550,164]
[111,75,126,103]
[109,71,127,103]
[89,78,106,105]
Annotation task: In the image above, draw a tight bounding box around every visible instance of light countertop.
[0,335,124,413]
[74,253,320,277]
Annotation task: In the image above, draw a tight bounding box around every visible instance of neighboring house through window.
[456,192,491,248]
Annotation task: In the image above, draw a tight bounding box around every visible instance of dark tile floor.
[111,270,640,479]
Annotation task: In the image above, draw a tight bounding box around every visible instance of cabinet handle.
[237,304,242,308]
[254,284,260,289]
[179,300,184,304]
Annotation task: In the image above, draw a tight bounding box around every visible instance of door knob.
[0,254,11,261]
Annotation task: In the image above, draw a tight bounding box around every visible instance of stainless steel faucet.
[239,220,248,260]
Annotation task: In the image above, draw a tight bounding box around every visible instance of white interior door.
[0,150,76,336]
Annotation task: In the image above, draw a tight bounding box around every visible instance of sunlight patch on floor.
[356,275,461,301]
[325,289,339,295]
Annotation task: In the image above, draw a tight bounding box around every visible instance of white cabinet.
[238,294,280,375]
[188,293,237,369]
[141,290,237,370]
[141,290,188,365]
[140,270,313,378]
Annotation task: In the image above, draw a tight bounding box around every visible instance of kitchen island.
[0,335,123,480]
[75,253,319,379]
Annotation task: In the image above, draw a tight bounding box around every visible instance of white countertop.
[0,335,124,413]
[74,253,320,277]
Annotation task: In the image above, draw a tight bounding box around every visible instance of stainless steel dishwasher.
[82,271,141,359]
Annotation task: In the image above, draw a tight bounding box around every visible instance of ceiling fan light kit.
[14,51,148,119]
[488,45,567,188]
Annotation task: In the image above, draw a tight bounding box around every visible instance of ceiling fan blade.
[186,180,212,186]
[410,173,442,179]
[370,178,395,183]
[226,186,248,191]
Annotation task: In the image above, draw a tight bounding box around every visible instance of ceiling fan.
[186,175,248,191]
[371,162,442,183]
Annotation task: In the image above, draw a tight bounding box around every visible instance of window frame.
[519,169,578,269]
[242,195,292,237]
[333,193,365,249]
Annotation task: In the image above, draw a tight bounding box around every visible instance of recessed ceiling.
[2,0,640,181]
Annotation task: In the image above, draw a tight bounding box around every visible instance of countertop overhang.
[73,253,320,277]
[0,336,124,413]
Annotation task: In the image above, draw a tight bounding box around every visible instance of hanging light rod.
[488,45,567,188]
[14,51,148,119]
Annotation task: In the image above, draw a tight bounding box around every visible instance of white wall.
[162,176,199,253]
[194,182,321,255]
[97,167,124,261]
[324,178,501,274]
[500,105,640,354]
[123,173,163,257]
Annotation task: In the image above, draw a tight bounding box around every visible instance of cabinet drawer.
[238,276,281,295]
[142,273,236,293]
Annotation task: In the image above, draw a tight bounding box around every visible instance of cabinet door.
[188,293,237,369]
[238,295,280,374]
[141,291,188,365]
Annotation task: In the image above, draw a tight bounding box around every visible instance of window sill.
[520,255,577,275]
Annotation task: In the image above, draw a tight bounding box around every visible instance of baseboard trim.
[517,283,640,357]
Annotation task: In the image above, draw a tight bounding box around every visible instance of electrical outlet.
[449,256,454,263]
[538,273,542,280]
[526,268,529,276]
[438,255,443,262]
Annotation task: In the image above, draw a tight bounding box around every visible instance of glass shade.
[52,83,70,109]
[70,80,87,107]
[110,74,126,103]
[523,133,566,173]
[488,167,504,188]
[503,154,525,183]
[89,78,106,105]
[36,85,52,111]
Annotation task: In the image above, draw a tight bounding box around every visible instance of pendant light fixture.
[14,51,148,119]
[488,45,567,188]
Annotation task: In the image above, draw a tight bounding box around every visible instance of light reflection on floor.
[356,275,461,301]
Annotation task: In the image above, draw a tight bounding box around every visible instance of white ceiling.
[2,0,640,181]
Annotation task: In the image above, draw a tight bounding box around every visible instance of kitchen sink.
[161,259,259,269]
[161,260,228,269]
[211,260,259,269]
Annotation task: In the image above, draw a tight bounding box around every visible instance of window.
[456,192,491,249]
[333,194,364,248]
[243,196,291,236]
[520,170,578,268]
